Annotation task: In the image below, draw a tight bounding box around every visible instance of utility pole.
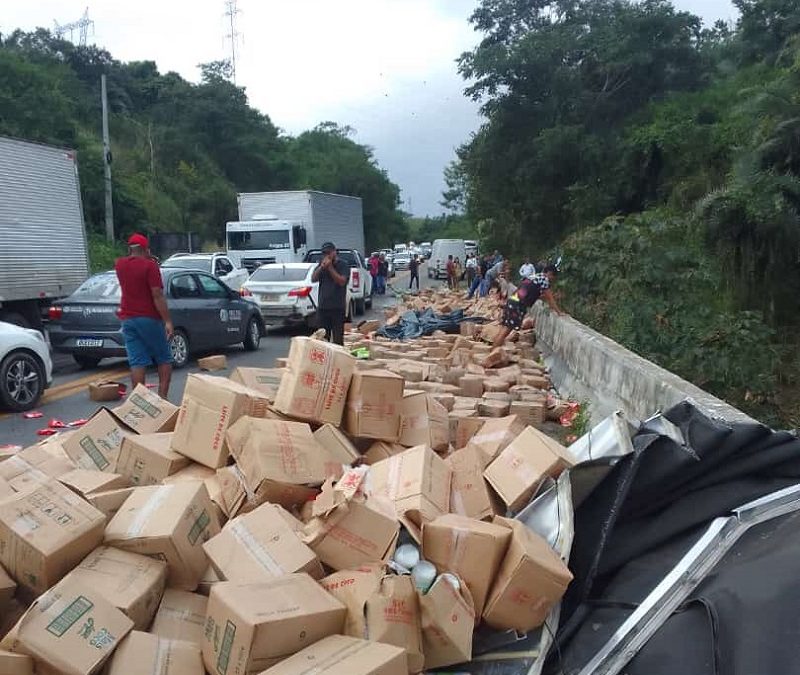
[101,74,115,242]
[224,0,242,83]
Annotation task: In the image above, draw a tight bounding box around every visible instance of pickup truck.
[304,249,372,318]
[162,253,250,292]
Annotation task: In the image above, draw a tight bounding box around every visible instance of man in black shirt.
[409,254,420,291]
[312,241,349,345]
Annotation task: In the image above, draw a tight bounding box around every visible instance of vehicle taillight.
[288,286,313,298]
[352,270,360,289]
[239,287,252,297]
[48,306,63,320]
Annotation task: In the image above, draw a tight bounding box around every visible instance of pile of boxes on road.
[0,290,579,675]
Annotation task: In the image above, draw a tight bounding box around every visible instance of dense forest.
[449,0,800,425]
[0,31,408,253]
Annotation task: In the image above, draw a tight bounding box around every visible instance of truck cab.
[226,216,307,273]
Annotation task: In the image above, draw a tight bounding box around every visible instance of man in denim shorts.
[115,233,174,397]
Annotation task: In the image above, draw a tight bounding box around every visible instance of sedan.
[393,253,411,271]
[0,321,53,411]
[48,269,266,369]
[242,263,324,328]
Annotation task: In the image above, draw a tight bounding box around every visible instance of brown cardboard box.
[399,392,449,452]
[104,481,220,591]
[0,650,33,675]
[446,445,503,521]
[0,563,15,608]
[2,578,133,675]
[0,479,105,595]
[150,589,207,646]
[116,432,190,486]
[230,367,286,400]
[509,384,545,401]
[422,514,512,616]
[224,417,326,510]
[483,378,511,393]
[313,423,360,471]
[113,384,179,434]
[363,441,406,465]
[87,487,137,520]
[510,400,547,426]
[432,392,456,412]
[357,319,382,334]
[483,517,573,631]
[478,399,511,417]
[61,408,131,473]
[320,566,383,638]
[365,574,424,672]
[465,415,527,467]
[170,374,271,469]
[215,464,261,519]
[197,354,227,371]
[107,630,203,674]
[197,565,221,596]
[484,391,512,402]
[257,634,407,675]
[482,347,510,369]
[448,409,477,446]
[458,375,484,398]
[344,370,404,441]
[484,427,576,512]
[418,574,475,669]
[303,469,399,571]
[273,337,356,426]
[202,574,346,674]
[455,416,490,451]
[369,445,451,540]
[63,546,167,630]
[88,380,124,402]
[452,396,481,411]
[0,477,13,503]
[204,503,323,583]
[58,469,127,497]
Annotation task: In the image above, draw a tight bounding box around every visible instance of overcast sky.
[5,0,738,215]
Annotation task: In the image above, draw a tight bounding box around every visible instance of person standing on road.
[453,257,463,291]
[494,265,565,346]
[409,254,420,291]
[519,257,536,280]
[446,255,456,290]
[378,254,388,294]
[115,233,174,398]
[368,253,380,297]
[312,241,349,345]
[466,254,477,288]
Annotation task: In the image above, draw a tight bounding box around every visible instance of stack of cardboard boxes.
[0,288,581,674]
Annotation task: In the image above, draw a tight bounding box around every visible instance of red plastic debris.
[36,428,58,436]
[48,419,67,429]
[68,418,89,427]
[117,385,128,397]
[145,383,157,389]
[559,401,582,428]
[22,411,43,419]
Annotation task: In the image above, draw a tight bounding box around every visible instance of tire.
[0,351,45,412]
[73,355,102,369]
[355,297,366,316]
[243,317,261,351]
[169,329,189,369]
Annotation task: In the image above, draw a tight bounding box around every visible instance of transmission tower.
[54,7,94,46]
[224,0,242,83]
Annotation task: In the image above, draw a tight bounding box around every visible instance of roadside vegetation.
[448,0,800,425]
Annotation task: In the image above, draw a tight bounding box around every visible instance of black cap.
[321,242,336,252]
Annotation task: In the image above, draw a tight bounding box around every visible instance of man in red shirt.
[115,233,174,397]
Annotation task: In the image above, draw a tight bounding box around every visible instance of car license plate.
[261,294,281,303]
[76,338,103,348]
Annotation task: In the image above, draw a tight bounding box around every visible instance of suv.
[163,253,249,291]
[304,249,373,318]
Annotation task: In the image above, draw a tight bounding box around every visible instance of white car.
[163,253,249,291]
[242,263,352,327]
[0,321,53,411]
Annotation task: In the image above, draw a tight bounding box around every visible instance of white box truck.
[0,136,90,328]
[226,190,365,272]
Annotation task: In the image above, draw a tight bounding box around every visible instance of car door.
[196,273,245,346]
[215,256,247,291]
[167,272,209,348]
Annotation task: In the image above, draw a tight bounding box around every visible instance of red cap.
[128,233,149,248]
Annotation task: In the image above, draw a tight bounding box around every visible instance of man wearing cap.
[311,242,349,345]
[114,233,174,397]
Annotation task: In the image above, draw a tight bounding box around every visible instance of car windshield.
[71,274,121,300]
[228,230,291,251]
[250,267,309,282]
[164,257,212,272]
[306,251,359,267]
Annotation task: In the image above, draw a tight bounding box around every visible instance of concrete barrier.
[531,305,755,425]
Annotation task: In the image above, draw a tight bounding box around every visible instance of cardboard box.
[88,380,124,402]
[320,566,383,638]
[87,487,137,520]
[171,374,271,469]
[455,416,490,451]
[0,650,33,675]
[510,400,546,426]
[113,384,179,434]
[230,367,286,400]
[0,479,105,595]
[104,482,220,591]
[483,378,511,393]
[61,408,131,473]
[399,392,449,452]
[0,563,15,608]
[273,337,356,426]
[484,426,576,512]
[448,409,477,446]
[483,517,573,631]
[196,565,221,596]
[258,635,407,675]
[363,441,406,465]
[204,503,323,583]
[446,445,504,521]
[466,415,527,467]
[216,465,261,519]
[107,630,203,674]
[304,469,399,571]
[58,469,127,497]
[197,354,227,371]
[224,417,326,511]
[313,423,361,478]
[478,399,511,417]
[452,396,481,411]
[116,432,190,486]
[202,574,346,674]
[369,445,451,540]
[365,574,424,672]
[482,347,510,369]
[150,589,208,646]
[418,574,475,669]
[2,578,133,675]
[344,370,404,441]
[422,514,512,616]
[458,375,484,398]
[63,546,167,630]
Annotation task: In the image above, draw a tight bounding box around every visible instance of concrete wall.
[531,305,755,425]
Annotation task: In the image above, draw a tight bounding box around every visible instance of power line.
[223,0,242,83]
[54,6,94,46]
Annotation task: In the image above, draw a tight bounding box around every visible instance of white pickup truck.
[304,248,372,318]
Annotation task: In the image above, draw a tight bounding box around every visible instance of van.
[429,239,467,279]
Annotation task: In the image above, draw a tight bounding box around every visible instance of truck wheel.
[0,351,45,412]
[355,298,366,316]
[73,355,102,369]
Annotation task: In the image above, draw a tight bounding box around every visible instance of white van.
[429,239,466,279]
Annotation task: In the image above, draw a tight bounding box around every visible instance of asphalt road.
[0,273,426,448]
